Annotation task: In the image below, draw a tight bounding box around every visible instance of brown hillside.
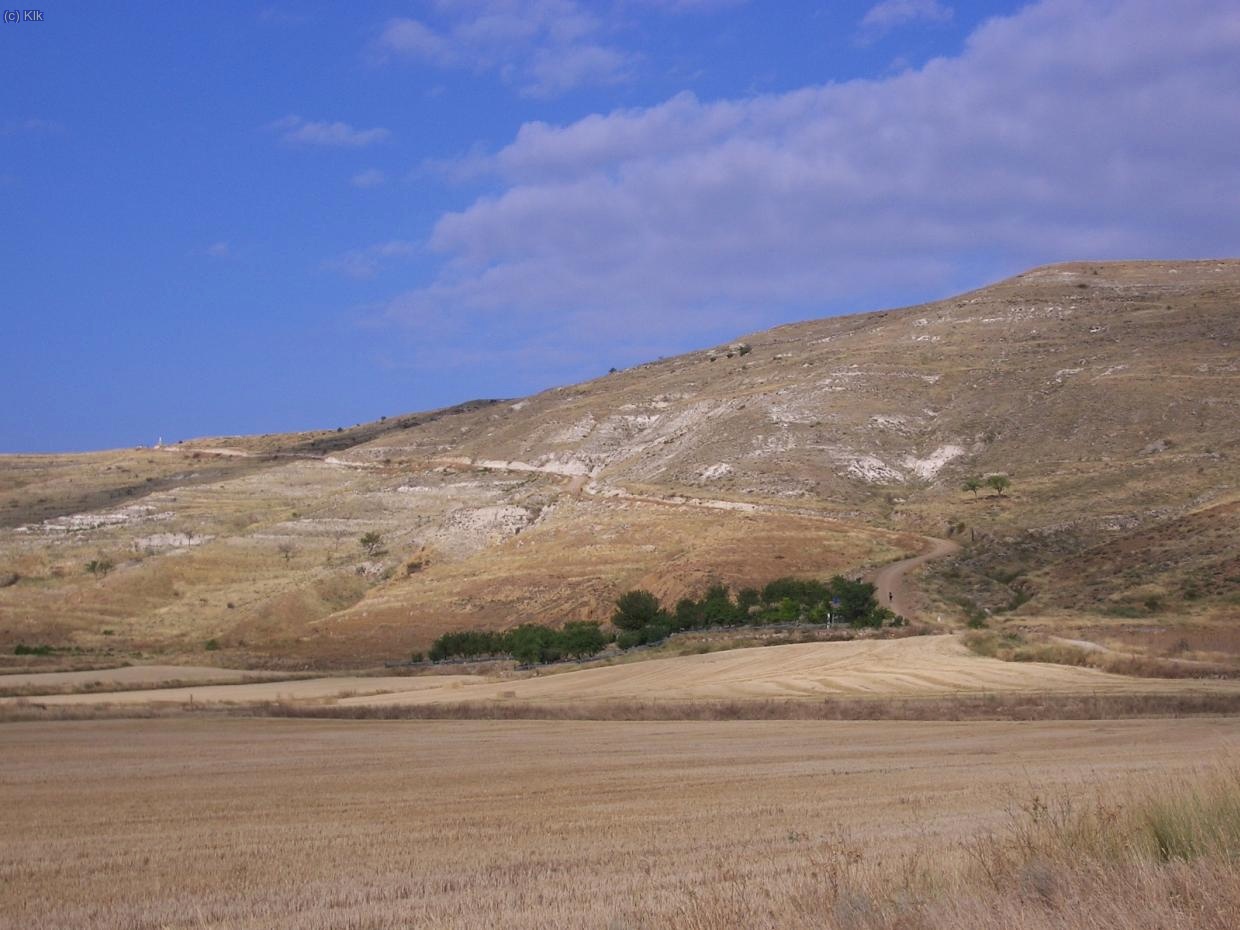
[1,260,1236,666]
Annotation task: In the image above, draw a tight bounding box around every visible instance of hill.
[1,260,1236,667]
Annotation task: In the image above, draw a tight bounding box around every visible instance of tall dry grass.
[964,629,1240,680]
[249,691,1240,722]
[674,762,1240,929]
[6,689,1240,724]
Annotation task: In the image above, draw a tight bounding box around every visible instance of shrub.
[639,621,673,646]
[615,629,643,650]
[14,643,54,656]
[85,557,114,579]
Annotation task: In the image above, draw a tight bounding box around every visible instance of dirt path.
[870,536,960,621]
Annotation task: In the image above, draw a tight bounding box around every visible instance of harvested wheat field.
[8,635,1240,712]
[2,717,1238,930]
[0,673,460,706]
[0,669,295,699]
[343,635,1240,708]
[0,664,290,690]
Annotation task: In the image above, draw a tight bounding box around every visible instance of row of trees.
[427,575,897,665]
[428,621,609,664]
[611,577,895,648]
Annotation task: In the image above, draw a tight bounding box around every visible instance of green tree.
[962,476,982,497]
[736,587,761,615]
[828,576,879,625]
[612,589,663,631]
[559,621,607,658]
[505,624,561,664]
[673,597,702,630]
[700,583,738,626]
[359,532,385,557]
[986,474,1011,496]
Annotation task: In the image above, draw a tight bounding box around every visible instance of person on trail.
[889,592,893,603]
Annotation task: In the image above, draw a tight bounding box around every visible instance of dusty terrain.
[0,260,1236,666]
[1,716,1235,930]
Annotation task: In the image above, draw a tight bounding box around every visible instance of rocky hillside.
[1,260,1236,666]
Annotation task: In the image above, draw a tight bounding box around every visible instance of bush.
[615,629,643,650]
[85,557,114,579]
[640,621,673,646]
[14,643,54,656]
[359,532,385,557]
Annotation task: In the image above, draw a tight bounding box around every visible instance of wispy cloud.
[857,0,953,43]
[325,240,418,279]
[380,0,1240,377]
[267,115,390,148]
[371,0,634,97]
[350,168,387,189]
[204,241,232,259]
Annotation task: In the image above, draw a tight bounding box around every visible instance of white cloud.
[351,168,387,189]
[372,1,631,97]
[204,241,231,259]
[325,240,418,279]
[383,0,1240,375]
[267,115,390,148]
[377,17,454,63]
[858,0,954,42]
[524,42,631,97]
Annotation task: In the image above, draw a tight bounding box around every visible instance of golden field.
[8,635,1240,712]
[3,716,1239,930]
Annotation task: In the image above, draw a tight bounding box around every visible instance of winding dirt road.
[870,536,960,621]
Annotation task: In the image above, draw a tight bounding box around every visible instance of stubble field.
[3,715,1238,930]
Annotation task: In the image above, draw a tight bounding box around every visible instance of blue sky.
[2,1,1238,452]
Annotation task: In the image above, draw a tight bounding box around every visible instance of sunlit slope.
[343,260,1240,520]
